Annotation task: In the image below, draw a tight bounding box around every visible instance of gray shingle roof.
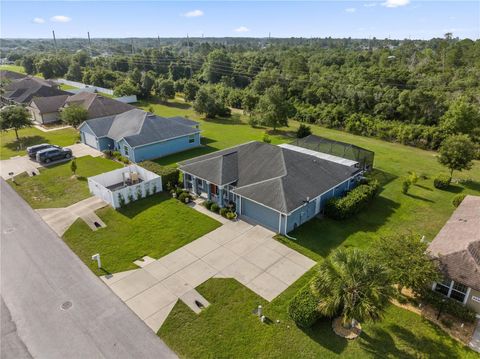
[3,77,69,104]
[168,116,199,127]
[65,92,134,119]
[180,141,360,213]
[30,95,69,113]
[82,109,200,148]
[428,195,480,291]
[0,70,26,81]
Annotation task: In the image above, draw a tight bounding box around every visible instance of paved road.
[0,179,177,359]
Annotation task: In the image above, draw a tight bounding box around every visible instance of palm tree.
[312,248,394,330]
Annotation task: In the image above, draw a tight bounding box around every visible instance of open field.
[160,278,477,358]
[0,127,79,160]
[9,155,121,208]
[63,194,221,275]
[0,64,26,74]
[138,97,480,357]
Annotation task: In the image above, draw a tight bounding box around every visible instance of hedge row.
[288,282,321,328]
[139,161,180,187]
[324,179,380,220]
[421,291,477,323]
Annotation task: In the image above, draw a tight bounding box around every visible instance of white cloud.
[182,9,204,18]
[33,17,45,24]
[382,0,410,8]
[50,15,71,22]
[234,26,249,33]
[345,7,356,13]
[363,3,377,7]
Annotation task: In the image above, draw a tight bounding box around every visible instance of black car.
[26,143,60,159]
[36,147,73,164]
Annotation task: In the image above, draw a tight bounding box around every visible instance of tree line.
[11,35,480,151]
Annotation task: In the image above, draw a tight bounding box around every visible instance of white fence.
[56,79,114,95]
[88,164,162,209]
[115,95,138,103]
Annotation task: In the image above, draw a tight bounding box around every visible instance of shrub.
[203,200,214,210]
[402,178,411,194]
[226,211,236,220]
[117,193,125,208]
[176,188,184,197]
[145,186,151,197]
[409,171,418,184]
[421,291,476,323]
[136,186,143,199]
[103,150,113,159]
[139,161,180,187]
[219,207,229,217]
[210,203,220,213]
[288,282,321,328]
[127,192,134,204]
[296,123,312,138]
[262,132,271,144]
[324,179,380,220]
[178,192,191,203]
[452,193,467,207]
[433,174,451,189]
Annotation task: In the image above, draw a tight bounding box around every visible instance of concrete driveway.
[102,221,316,332]
[0,143,103,179]
[36,196,107,236]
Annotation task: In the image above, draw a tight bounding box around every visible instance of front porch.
[183,172,238,209]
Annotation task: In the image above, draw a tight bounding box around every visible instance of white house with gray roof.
[179,141,362,234]
[78,108,201,162]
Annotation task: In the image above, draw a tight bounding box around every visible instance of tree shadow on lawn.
[459,179,480,192]
[442,185,464,194]
[361,324,464,359]
[4,135,48,151]
[405,193,435,203]
[116,193,170,219]
[302,318,348,355]
[202,113,244,125]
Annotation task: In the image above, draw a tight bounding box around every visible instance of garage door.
[241,198,279,231]
[83,132,98,149]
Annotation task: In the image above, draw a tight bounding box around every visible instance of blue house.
[78,109,201,162]
[179,141,363,234]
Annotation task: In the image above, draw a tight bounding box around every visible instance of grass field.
[137,96,480,357]
[63,194,221,275]
[59,83,79,91]
[160,278,477,358]
[0,127,79,160]
[9,156,121,208]
[0,64,26,74]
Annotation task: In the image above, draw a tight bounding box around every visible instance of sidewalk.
[469,320,480,353]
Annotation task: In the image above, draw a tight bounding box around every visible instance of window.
[450,282,468,303]
[188,135,195,144]
[124,145,129,156]
[434,279,469,303]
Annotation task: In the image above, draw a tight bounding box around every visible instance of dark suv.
[36,147,73,164]
[26,144,60,159]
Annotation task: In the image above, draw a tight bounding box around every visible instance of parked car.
[36,147,73,164]
[26,143,60,159]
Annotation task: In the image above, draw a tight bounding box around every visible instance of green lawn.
[138,97,480,357]
[0,127,79,160]
[59,83,79,91]
[160,278,477,359]
[0,64,26,74]
[63,194,221,275]
[9,156,122,208]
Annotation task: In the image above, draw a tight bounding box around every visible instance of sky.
[1,1,479,40]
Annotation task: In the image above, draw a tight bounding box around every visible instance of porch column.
[218,187,224,207]
[207,182,211,200]
[183,173,187,190]
[192,176,198,193]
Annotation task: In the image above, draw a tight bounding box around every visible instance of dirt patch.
[332,317,362,339]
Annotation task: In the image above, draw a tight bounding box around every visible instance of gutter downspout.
[283,213,297,241]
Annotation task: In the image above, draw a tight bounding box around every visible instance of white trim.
[464,287,471,305]
[447,280,454,297]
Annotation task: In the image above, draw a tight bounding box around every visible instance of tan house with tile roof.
[428,195,480,315]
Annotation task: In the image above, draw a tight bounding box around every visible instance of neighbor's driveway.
[102,220,316,332]
[0,143,102,179]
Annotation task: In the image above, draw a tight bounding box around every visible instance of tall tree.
[60,105,88,127]
[193,86,230,119]
[313,248,394,329]
[254,85,294,130]
[0,106,31,140]
[203,50,233,83]
[438,134,476,179]
[440,98,480,135]
[372,234,440,295]
[155,79,175,102]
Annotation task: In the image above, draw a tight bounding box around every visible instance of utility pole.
[52,30,58,53]
[87,31,92,56]
[186,33,192,79]
[131,38,134,55]
[157,35,161,49]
